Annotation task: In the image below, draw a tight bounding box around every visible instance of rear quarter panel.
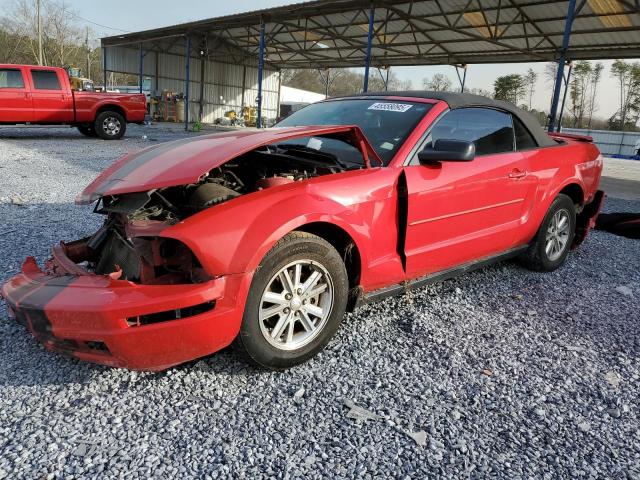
[515,140,602,245]
[162,168,406,292]
[74,92,147,123]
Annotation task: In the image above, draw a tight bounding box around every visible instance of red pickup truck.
[0,64,147,139]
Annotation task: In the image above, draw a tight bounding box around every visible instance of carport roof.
[101,0,640,68]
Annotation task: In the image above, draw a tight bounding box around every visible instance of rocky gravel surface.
[1,125,639,479]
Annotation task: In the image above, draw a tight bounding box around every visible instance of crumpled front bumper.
[1,257,251,371]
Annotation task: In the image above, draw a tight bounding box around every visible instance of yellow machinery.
[64,65,94,91]
[242,106,257,127]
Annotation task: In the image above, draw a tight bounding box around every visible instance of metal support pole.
[363,3,375,92]
[256,20,265,129]
[139,43,143,94]
[199,51,206,123]
[154,51,159,92]
[557,61,573,132]
[454,64,467,92]
[548,0,577,132]
[240,65,247,109]
[37,0,43,66]
[102,46,107,91]
[184,36,191,131]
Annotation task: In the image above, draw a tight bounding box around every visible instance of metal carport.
[101,0,640,131]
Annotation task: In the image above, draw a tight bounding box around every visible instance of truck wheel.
[77,125,97,137]
[235,232,349,369]
[520,194,576,272]
[94,111,126,140]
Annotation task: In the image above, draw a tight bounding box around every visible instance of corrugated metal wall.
[104,45,280,124]
[561,128,640,156]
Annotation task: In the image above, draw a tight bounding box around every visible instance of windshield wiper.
[275,143,349,169]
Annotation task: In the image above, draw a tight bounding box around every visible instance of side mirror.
[418,139,475,164]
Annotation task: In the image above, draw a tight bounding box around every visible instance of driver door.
[403,107,536,279]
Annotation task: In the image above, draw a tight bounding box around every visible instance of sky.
[1,0,633,119]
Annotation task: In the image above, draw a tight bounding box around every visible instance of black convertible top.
[345,90,556,148]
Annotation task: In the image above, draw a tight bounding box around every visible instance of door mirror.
[418,139,475,164]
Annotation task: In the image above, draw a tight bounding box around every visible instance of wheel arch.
[558,182,585,207]
[95,103,127,121]
[294,221,363,311]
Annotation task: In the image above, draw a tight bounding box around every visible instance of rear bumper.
[1,258,251,371]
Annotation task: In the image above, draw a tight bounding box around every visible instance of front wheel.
[520,193,576,271]
[235,232,349,369]
[94,110,126,140]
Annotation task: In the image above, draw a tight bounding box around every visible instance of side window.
[425,107,515,156]
[513,116,538,150]
[0,69,25,88]
[31,70,62,90]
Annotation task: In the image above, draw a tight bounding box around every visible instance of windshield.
[276,99,432,165]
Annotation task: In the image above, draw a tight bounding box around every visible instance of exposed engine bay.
[52,143,357,285]
[97,143,350,223]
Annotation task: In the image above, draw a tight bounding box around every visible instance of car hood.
[76,125,382,204]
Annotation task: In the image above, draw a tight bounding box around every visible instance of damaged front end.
[2,125,382,369]
[63,212,209,285]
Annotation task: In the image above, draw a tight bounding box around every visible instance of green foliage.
[493,74,525,104]
[422,73,452,92]
[609,59,640,130]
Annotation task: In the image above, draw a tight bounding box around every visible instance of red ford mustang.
[2,92,604,371]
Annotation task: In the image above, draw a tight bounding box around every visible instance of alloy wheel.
[103,116,121,136]
[258,259,334,351]
[545,208,571,261]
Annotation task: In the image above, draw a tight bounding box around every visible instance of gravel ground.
[1,124,639,479]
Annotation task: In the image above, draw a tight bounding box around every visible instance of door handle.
[508,169,528,179]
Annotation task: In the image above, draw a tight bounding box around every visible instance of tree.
[282,67,413,97]
[466,87,492,97]
[422,73,452,92]
[587,62,604,128]
[523,68,537,110]
[568,61,592,128]
[493,74,525,104]
[367,68,413,92]
[610,60,640,130]
[545,63,559,85]
[0,0,102,81]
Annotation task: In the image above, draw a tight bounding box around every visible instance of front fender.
[161,185,376,277]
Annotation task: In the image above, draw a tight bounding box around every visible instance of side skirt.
[357,245,528,306]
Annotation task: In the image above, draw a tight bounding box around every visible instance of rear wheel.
[520,194,576,271]
[235,232,348,369]
[77,125,97,137]
[94,110,126,140]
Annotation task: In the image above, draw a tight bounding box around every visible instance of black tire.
[94,110,126,140]
[520,194,576,272]
[77,125,97,137]
[235,232,348,369]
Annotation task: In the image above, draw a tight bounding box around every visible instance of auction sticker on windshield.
[368,102,413,113]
